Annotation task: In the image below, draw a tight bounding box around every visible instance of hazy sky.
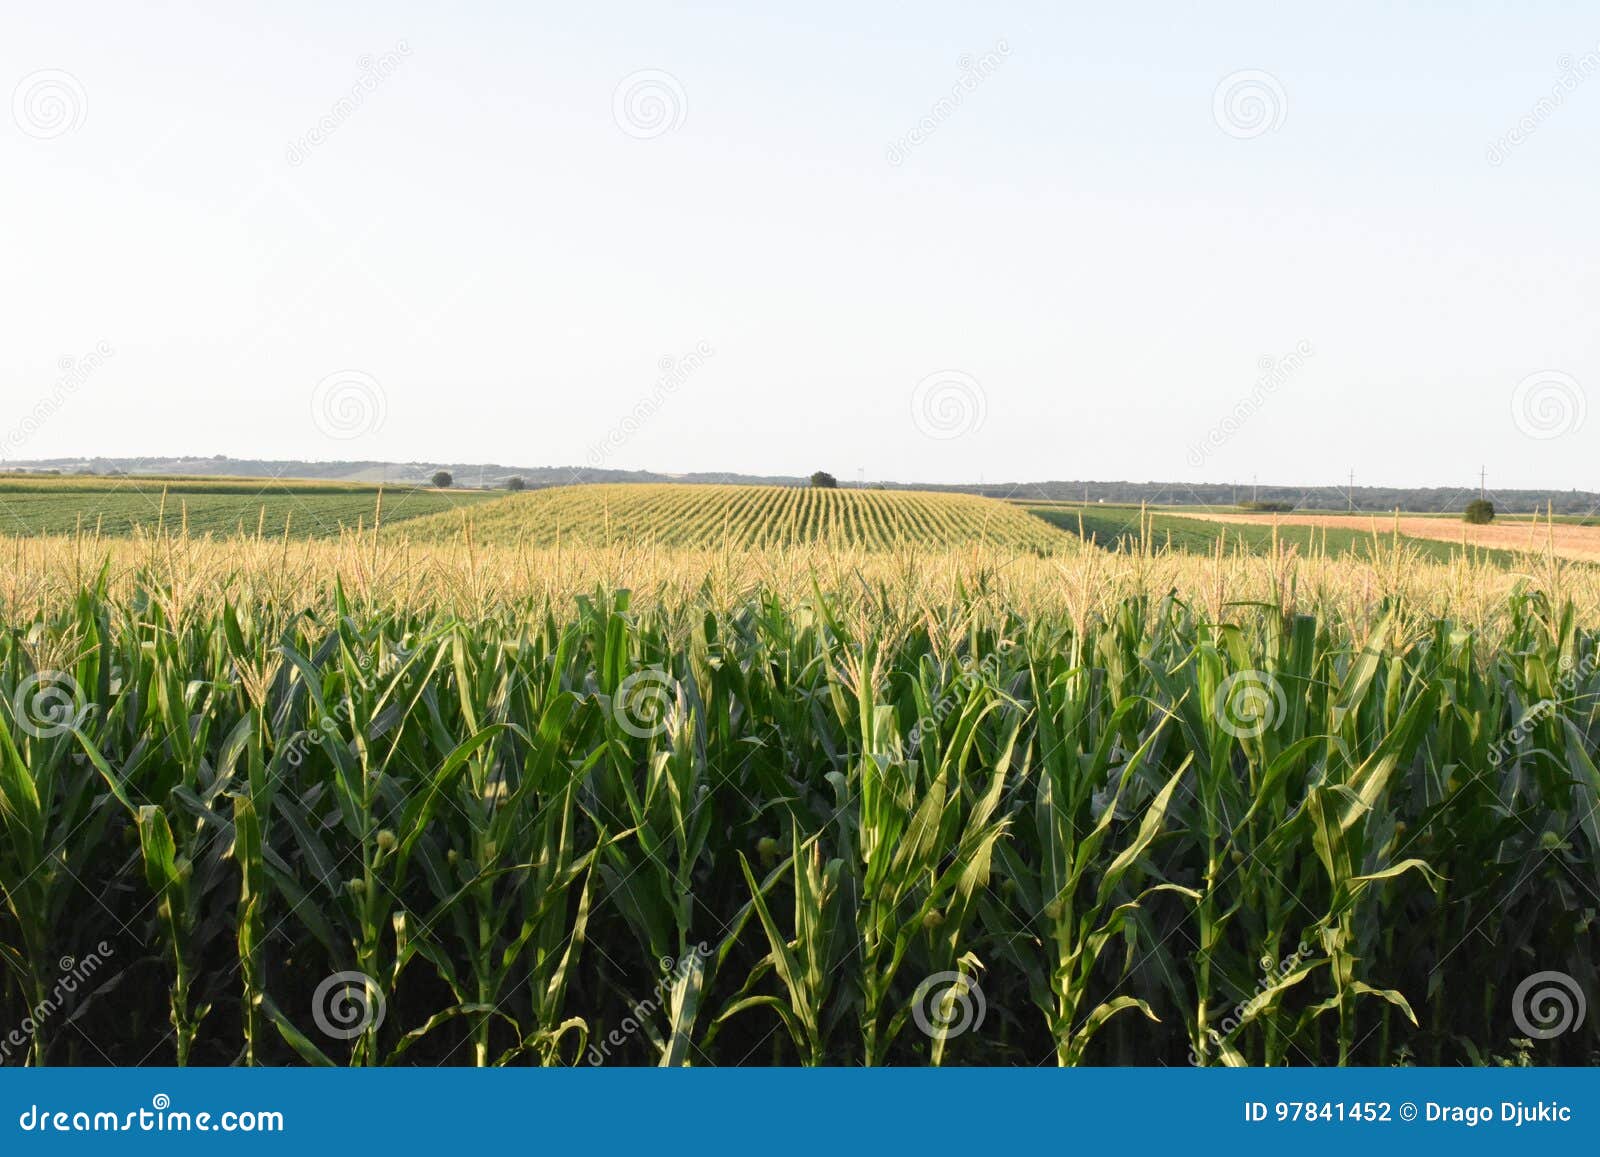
[4,3,1597,488]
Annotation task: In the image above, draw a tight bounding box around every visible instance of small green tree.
[810,471,838,489]
[1464,499,1494,524]
[506,476,526,491]
[432,470,453,489]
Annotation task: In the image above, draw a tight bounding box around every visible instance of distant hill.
[6,457,1596,515]
[5,456,813,491]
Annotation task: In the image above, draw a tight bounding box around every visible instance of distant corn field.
[393,483,1070,552]
[1,532,1597,1066]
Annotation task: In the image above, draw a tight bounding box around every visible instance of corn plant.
[2,554,1598,1067]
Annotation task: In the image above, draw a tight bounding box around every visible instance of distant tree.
[506,476,526,491]
[1464,499,1495,524]
[810,471,838,489]
[432,470,453,489]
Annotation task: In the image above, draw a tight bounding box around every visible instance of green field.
[0,475,497,538]
[1024,502,1520,564]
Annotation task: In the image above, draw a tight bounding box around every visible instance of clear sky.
[3,2,1597,489]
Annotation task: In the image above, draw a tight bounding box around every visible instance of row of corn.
[1,573,1596,1065]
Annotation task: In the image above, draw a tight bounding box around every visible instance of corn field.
[2,537,1597,1066]
[396,483,1068,551]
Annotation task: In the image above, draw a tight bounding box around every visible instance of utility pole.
[1252,474,1259,504]
[1348,469,1354,513]
[856,467,864,490]
[1479,465,1487,502]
